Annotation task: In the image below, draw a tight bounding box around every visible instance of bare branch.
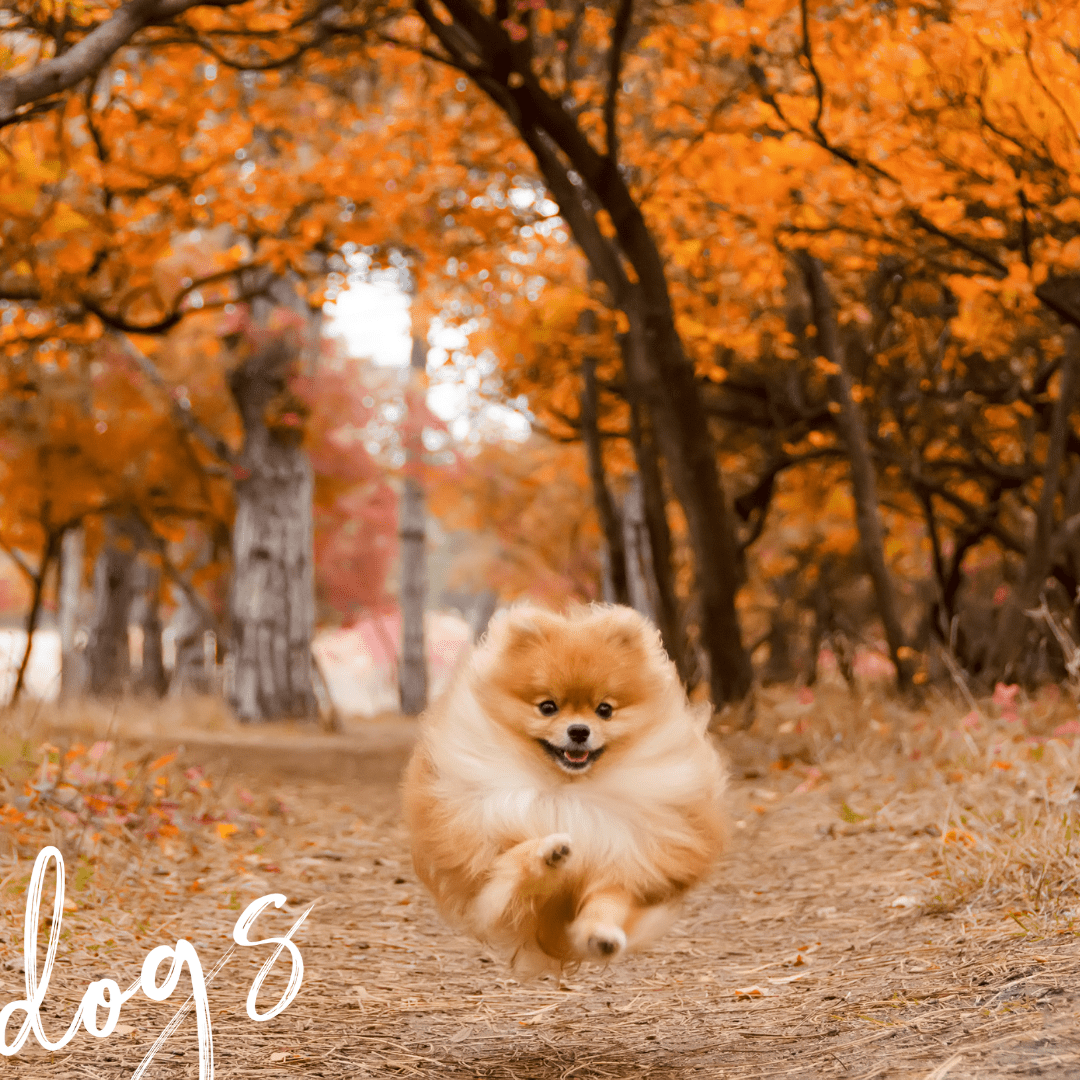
[733,447,845,521]
[1023,29,1080,147]
[108,331,238,468]
[1035,274,1080,331]
[155,27,331,72]
[799,0,828,145]
[0,0,244,125]
[907,209,1008,277]
[1,0,155,122]
[82,272,265,335]
[0,538,36,582]
[523,129,632,305]
[160,549,226,638]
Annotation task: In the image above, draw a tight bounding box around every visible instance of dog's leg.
[471,833,572,936]
[568,888,633,961]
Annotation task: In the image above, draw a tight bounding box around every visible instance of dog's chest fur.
[439,759,694,883]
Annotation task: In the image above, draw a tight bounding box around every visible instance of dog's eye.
[595,702,613,720]
[538,699,559,716]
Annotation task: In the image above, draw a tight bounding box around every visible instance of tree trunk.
[761,617,797,685]
[169,579,213,695]
[468,589,498,643]
[227,334,317,722]
[133,559,167,697]
[627,397,690,684]
[580,352,630,606]
[85,517,137,698]
[58,525,87,699]
[621,474,656,622]
[311,647,342,732]
[801,255,913,691]
[988,333,1080,679]
[9,532,60,705]
[636,315,749,705]
[398,334,429,717]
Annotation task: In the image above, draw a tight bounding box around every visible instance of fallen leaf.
[87,741,112,763]
[793,767,824,794]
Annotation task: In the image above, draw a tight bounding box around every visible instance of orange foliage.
[4,0,1080,682]
[430,437,604,605]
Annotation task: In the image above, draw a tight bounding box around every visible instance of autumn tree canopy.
[4,0,1080,711]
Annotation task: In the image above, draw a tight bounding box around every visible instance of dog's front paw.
[536,832,572,868]
[586,924,627,960]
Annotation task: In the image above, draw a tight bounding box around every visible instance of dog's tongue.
[565,749,590,763]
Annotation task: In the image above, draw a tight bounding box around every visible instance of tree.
[1,20,425,713]
[399,0,753,705]
[731,0,1080,681]
[57,526,88,698]
[225,311,318,721]
[483,283,692,678]
[10,0,1080,702]
[580,348,630,608]
[398,333,429,716]
[799,254,913,691]
[298,345,399,628]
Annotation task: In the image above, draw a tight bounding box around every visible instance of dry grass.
[0,685,1079,1078]
[733,683,1080,933]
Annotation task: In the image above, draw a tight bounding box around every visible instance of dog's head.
[470,604,677,776]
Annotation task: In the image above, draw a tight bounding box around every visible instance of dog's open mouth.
[539,740,605,772]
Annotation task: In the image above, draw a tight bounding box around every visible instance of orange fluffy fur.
[403,604,727,974]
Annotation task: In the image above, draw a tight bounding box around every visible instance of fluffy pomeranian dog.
[403,604,727,974]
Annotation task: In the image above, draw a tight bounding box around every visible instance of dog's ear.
[504,616,548,653]
[607,625,638,650]
[599,605,650,651]
[484,606,549,653]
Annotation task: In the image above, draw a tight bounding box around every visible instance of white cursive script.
[0,846,313,1079]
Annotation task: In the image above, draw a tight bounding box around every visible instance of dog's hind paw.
[536,833,572,868]
[587,925,626,960]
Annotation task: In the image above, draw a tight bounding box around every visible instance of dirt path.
[7,717,1080,1080]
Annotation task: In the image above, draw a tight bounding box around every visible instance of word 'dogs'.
[0,846,313,1079]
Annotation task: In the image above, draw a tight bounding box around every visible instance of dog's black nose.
[566,724,591,744]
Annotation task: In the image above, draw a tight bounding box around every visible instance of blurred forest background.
[2,0,1080,724]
